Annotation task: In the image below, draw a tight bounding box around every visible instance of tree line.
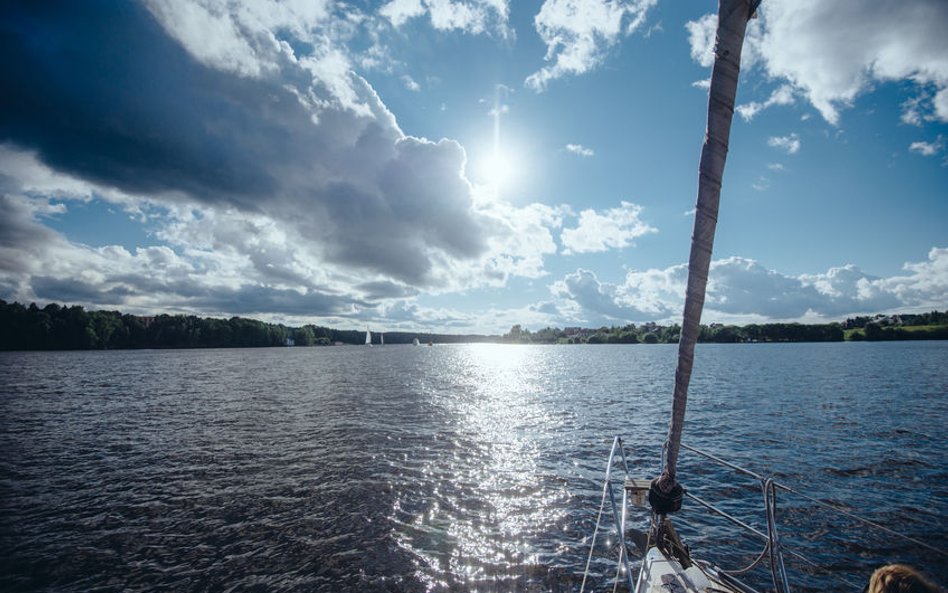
[502,322,844,344]
[0,300,495,351]
[0,300,944,351]
[502,312,948,345]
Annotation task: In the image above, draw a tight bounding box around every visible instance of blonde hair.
[867,565,941,593]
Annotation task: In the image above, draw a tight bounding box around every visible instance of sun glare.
[483,149,517,189]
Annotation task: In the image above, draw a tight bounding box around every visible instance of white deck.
[634,547,737,593]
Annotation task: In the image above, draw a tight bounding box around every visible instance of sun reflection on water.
[389,344,571,590]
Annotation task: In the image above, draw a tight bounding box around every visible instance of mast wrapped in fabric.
[655,0,759,498]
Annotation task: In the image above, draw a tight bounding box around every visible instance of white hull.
[635,548,737,593]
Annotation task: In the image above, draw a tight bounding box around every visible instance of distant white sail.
[381,332,384,346]
[365,328,371,346]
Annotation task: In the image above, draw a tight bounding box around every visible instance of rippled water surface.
[1,342,946,592]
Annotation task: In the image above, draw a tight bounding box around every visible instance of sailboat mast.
[657,0,759,499]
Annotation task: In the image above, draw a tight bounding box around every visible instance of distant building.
[285,337,295,347]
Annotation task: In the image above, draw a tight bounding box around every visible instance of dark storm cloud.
[0,1,489,287]
[0,2,278,205]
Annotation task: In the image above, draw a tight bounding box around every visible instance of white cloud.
[379,0,425,27]
[767,133,800,154]
[550,268,670,324]
[144,0,335,74]
[564,143,594,157]
[401,74,421,91]
[688,1,948,126]
[736,84,795,121]
[883,247,948,306]
[901,93,933,127]
[550,250,948,325]
[908,136,944,157]
[379,0,510,36]
[144,0,377,116]
[144,0,275,78]
[685,11,764,70]
[526,0,656,91]
[560,201,656,254]
[685,13,716,69]
[430,197,565,290]
[762,0,948,125]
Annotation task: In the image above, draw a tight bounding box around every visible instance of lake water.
[1,342,945,592]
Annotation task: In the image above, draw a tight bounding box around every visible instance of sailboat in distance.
[365,327,372,347]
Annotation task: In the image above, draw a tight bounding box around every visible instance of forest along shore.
[2,300,945,351]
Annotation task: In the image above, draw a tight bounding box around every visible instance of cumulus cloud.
[526,0,656,91]
[0,1,564,328]
[687,0,948,125]
[148,0,328,64]
[759,0,948,125]
[0,167,366,320]
[564,143,595,157]
[550,268,670,324]
[379,0,510,36]
[883,247,948,306]
[767,133,801,154]
[560,201,656,254]
[550,251,948,325]
[473,201,564,284]
[0,145,561,326]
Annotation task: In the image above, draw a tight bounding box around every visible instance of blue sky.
[0,0,946,334]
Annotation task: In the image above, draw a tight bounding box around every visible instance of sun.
[483,149,517,189]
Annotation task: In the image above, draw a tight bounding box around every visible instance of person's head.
[866,564,941,593]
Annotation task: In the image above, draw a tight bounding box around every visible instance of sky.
[0,0,946,334]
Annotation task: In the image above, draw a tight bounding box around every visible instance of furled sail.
[654,0,760,502]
